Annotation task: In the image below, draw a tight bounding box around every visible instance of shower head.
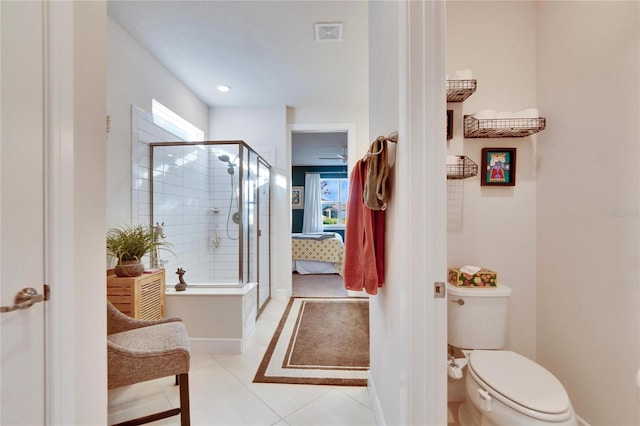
[219,153,237,174]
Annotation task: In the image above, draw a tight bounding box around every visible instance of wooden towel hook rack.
[363,131,398,159]
[385,131,398,143]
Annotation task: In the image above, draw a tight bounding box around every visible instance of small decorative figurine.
[175,267,188,291]
[150,222,166,270]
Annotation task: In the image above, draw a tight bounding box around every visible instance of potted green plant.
[106,224,171,277]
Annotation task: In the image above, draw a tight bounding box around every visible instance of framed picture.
[447,110,453,140]
[481,148,517,186]
[292,186,304,209]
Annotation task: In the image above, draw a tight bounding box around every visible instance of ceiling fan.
[319,147,347,163]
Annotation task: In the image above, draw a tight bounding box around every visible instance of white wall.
[42,2,108,423]
[107,17,209,228]
[446,0,538,360]
[368,1,447,425]
[209,107,288,296]
[448,1,640,423]
[289,105,370,163]
[71,4,108,422]
[367,2,404,423]
[536,2,640,424]
[210,107,285,170]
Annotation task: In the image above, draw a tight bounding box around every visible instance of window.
[152,99,204,142]
[320,177,349,229]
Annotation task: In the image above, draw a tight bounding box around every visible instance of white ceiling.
[107,1,368,166]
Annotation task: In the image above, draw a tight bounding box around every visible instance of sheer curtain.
[302,173,323,233]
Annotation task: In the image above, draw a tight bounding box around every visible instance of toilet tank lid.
[447,282,512,297]
[469,350,571,414]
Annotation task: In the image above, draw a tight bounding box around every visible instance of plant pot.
[114,260,145,277]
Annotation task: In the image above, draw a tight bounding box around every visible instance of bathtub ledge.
[165,282,257,296]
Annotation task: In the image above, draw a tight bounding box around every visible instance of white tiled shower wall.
[131,105,238,284]
[207,147,242,283]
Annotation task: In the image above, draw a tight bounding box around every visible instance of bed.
[291,232,344,275]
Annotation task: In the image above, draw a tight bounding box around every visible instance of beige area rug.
[292,272,348,297]
[253,297,369,386]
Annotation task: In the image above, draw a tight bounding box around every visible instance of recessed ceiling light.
[217,84,231,93]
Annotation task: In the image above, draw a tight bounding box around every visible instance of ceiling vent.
[314,22,343,42]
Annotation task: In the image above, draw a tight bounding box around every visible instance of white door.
[0,1,47,424]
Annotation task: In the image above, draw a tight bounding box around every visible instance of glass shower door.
[257,158,271,315]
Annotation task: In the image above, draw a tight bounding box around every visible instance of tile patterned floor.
[108,297,377,426]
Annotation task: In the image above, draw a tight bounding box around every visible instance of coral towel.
[344,159,385,295]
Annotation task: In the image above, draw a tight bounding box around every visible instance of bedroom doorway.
[289,124,355,297]
[288,123,355,169]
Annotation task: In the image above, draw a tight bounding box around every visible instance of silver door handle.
[0,287,45,313]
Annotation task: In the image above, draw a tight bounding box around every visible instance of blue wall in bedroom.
[291,165,347,239]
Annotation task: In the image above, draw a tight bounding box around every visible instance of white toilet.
[447,283,578,426]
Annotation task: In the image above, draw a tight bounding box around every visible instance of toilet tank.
[447,282,512,350]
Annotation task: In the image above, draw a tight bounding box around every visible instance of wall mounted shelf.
[464,115,546,138]
[446,80,477,102]
[446,155,478,180]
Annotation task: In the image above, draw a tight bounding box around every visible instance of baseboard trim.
[576,413,591,426]
[189,337,243,354]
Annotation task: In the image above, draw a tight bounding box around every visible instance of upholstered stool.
[107,301,191,426]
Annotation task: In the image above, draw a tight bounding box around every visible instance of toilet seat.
[468,350,573,421]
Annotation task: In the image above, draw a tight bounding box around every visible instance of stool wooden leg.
[178,373,190,426]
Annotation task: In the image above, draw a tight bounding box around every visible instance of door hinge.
[434,282,446,298]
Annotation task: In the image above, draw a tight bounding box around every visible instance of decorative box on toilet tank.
[107,269,166,319]
[448,267,497,287]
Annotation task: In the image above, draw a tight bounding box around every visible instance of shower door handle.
[0,287,46,313]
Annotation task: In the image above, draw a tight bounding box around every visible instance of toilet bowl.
[458,350,577,426]
[447,283,577,425]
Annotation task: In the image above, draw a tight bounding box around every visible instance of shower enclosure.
[150,140,271,313]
